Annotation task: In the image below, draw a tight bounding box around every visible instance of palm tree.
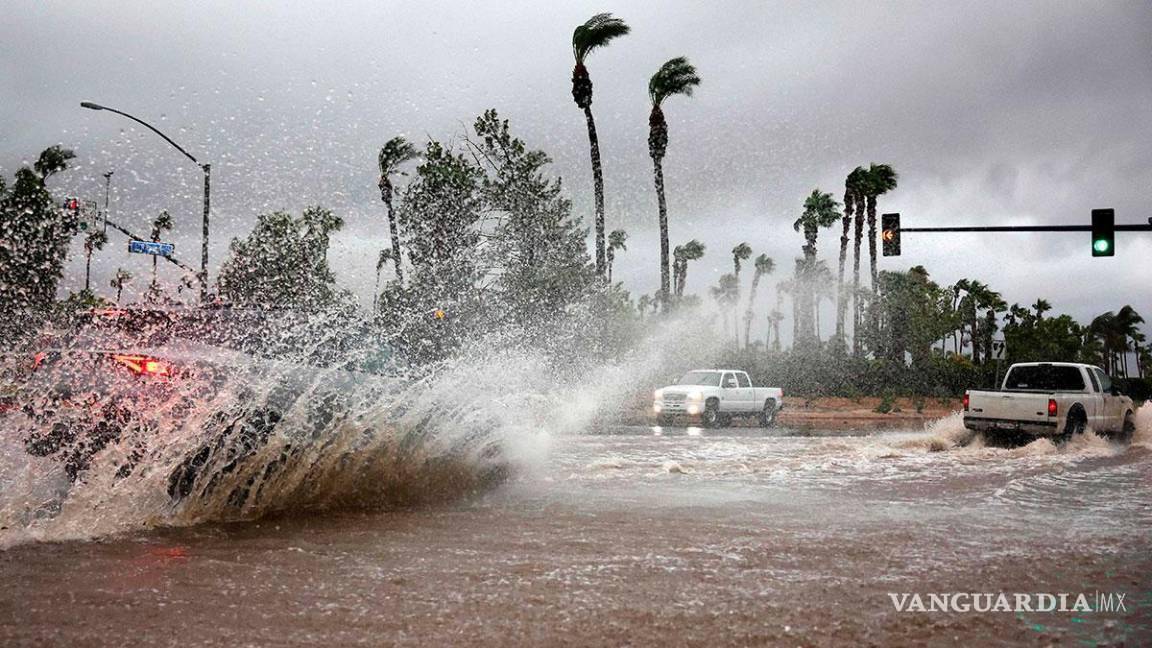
[730,242,752,345]
[149,210,174,297]
[838,167,867,352]
[743,254,775,350]
[710,273,739,341]
[767,308,785,352]
[83,230,108,293]
[862,164,898,297]
[792,189,841,348]
[1116,305,1145,377]
[963,280,989,363]
[810,260,834,341]
[860,164,897,350]
[378,136,419,284]
[1032,299,1051,320]
[606,229,628,283]
[572,13,630,277]
[648,57,701,310]
[672,239,705,300]
[110,268,132,305]
[847,166,868,355]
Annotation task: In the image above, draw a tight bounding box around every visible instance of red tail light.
[1047,399,1058,417]
[111,354,170,377]
[962,393,970,411]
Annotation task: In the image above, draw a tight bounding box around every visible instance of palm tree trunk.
[584,106,607,277]
[743,273,762,351]
[867,194,879,345]
[653,156,670,310]
[835,197,851,348]
[385,197,404,284]
[851,204,864,356]
[84,251,93,293]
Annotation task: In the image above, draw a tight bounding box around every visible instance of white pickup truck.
[653,369,784,428]
[963,362,1136,444]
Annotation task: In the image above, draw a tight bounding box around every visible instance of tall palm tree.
[648,56,701,310]
[710,273,739,342]
[838,167,867,352]
[847,166,868,355]
[862,164,897,344]
[792,189,841,348]
[1032,298,1051,320]
[572,13,630,277]
[149,210,174,296]
[378,136,419,285]
[83,230,108,293]
[743,254,775,350]
[862,164,898,292]
[810,260,834,341]
[730,242,752,345]
[606,229,628,283]
[672,239,706,299]
[110,268,132,305]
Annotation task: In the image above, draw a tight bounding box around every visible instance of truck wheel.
[1118,411,1135,444]
[701,400,721,429]
[1053,408,1086,446]
[758,399,778,428]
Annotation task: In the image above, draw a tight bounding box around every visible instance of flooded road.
[1,415,1150,646]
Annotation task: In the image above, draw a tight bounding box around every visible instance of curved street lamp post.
[80,101,210,303]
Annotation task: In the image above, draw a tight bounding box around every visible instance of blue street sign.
[128,240,175,257]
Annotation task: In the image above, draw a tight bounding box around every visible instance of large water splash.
[0,319,566,546]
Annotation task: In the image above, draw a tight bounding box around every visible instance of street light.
[81,101,211,302]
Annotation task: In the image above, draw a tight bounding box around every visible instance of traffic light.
[1091,208,1114,257]
[881,213,901,256]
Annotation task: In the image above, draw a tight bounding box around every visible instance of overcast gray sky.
[2,0,1150,336]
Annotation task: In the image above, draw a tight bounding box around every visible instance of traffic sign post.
[128,240,176,257]
[991,338,1007,389]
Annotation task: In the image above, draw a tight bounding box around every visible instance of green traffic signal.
[1091,208,1114,257]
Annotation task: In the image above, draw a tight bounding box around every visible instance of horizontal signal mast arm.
[899,224,1152,233]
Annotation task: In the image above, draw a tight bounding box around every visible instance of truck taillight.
[962,393,969,411]
[1047,399,1058,417]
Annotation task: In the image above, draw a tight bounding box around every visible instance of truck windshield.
[1003,365,1085,392]
[677,371,722,386]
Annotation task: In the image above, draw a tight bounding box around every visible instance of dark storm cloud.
[1,0,1149,328]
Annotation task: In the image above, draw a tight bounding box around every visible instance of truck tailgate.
[968,391,1050,422]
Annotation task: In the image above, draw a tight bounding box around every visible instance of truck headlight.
[654,389,664,400]
[688,391,703,400]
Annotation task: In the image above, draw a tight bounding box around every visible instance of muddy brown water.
[1,417,1150,646]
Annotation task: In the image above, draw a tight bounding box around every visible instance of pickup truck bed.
[963,362,1135,443]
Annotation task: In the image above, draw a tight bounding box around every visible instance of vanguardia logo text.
[888,592,1127,613]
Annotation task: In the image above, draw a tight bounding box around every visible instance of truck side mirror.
[1110,386,1122,396]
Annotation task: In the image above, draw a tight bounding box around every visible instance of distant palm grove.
[0,12,1148,400]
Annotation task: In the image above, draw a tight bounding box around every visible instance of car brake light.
[1047,399,1058,417]
[111,354,170,377]
[962,393,970,411]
